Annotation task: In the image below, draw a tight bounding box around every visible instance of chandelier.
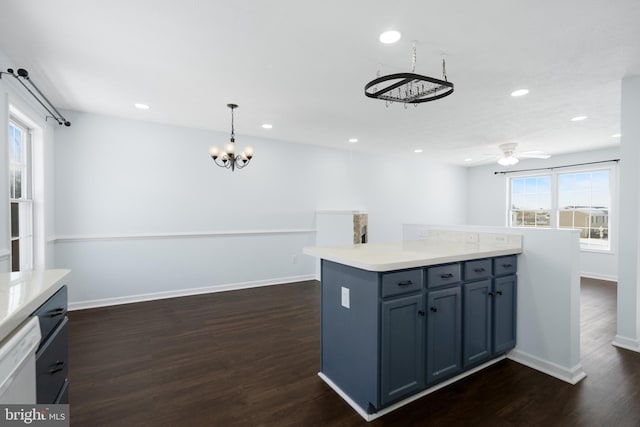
[364,43,454,107]
[209,104,254,171]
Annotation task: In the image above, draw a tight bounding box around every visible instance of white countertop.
[0,269,71,342]
[303,239,522,272]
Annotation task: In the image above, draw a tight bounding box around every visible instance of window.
[558,171,610,250]
[510,176,551,227]
[509,168,612,251]
[9,119,33,271]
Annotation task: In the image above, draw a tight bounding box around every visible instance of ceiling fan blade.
[518,153,551,159]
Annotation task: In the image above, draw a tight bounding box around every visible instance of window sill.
[580,247,614,255]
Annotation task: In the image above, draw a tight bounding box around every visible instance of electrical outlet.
[341,287,350,309]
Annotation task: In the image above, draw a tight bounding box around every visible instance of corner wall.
[614,75,640,352]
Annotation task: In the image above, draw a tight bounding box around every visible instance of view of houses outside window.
[509,169,611,250]
[8,119,34,271]
[558,171,609,249]
[510,176,551,228]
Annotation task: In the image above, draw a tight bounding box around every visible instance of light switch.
[341,286,350,309]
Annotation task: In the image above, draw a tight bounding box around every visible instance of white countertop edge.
[0,269,71,342]
[302,246,522,272]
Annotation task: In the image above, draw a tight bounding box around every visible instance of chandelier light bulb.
[224,141,235,154]
[244,146,254,158]
[209,146,220,159]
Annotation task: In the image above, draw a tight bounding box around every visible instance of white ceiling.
[1,0,639,165]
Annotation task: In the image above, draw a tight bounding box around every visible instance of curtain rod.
[494,159,620,175]
[0,68,71,126]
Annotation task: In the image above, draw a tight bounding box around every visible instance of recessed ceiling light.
[261,124,273,129]
[611,133,622,138]
[571,116,588,121]
[348,138,358,143]
[414,149,423,153]
[464,158,473,162]
[379,30,401,44]
[511,89,529,97]
[134,103,150,110]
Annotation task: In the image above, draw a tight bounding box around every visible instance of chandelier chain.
[411,42,417,73]
[230,106,235,139]
[442,59,448,82]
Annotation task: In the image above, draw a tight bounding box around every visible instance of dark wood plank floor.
[68,278,640,427]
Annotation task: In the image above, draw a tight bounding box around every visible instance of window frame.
[508,174,553,228]
[507,164,616,253]
[8,117,34,271]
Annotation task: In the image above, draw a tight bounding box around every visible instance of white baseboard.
[319,356,506,422]
[507,349,586,384]
[612,335,640,353]
[580,272,617,282]
[68,274,317,311]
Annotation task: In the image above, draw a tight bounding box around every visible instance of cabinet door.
[426,287,462,384]
[493,275,517,354]
[381,293,425,406]
[463,280,492,368]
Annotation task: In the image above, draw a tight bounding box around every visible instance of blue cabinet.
[381,293,425,405]
[320,255,517,414]
[462,279,493,368]
[426,286,462,384]
[462,257,518,368]
[31,285,69,404]
[494,274,517,354]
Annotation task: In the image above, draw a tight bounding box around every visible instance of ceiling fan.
[496,143,550,166]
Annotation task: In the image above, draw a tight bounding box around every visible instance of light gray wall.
[614,75,640,351]
[53,111,468,306]
[466,147,620,281]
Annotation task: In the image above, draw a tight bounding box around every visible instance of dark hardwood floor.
[68,278,640,427]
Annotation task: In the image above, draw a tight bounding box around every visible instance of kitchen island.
[304,232,522,421]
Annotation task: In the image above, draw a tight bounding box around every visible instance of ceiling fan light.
[498,156,519,166]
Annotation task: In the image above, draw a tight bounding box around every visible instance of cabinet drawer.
[33,286,67,346]
[464,259,492,281]
[427,264,461,288]
[381,269,423,298]
[494,256,517,276]
[36,317,69,404]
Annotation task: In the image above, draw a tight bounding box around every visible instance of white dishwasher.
[0,317,41,403]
